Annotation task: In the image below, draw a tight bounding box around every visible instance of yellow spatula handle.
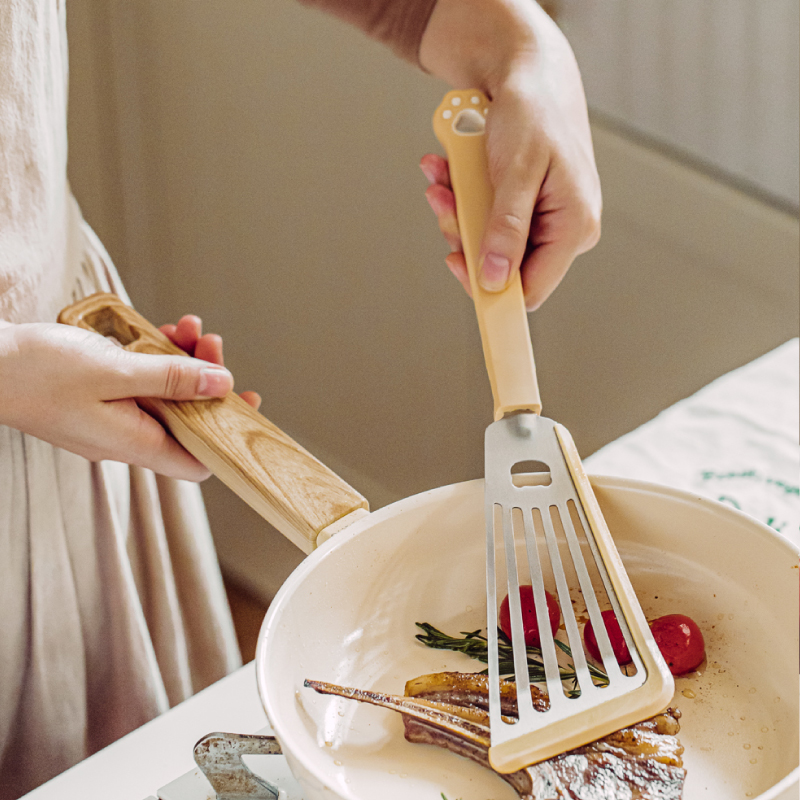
[433,90,541,421]
[58,293,368,553]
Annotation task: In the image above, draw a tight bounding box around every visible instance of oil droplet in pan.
[743,744,751,750]
[681,689,696,699]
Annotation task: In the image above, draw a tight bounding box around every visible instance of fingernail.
[420,162,436,184]
[197,367,232,397]
[479,253,512,291]
[425,189,446,215]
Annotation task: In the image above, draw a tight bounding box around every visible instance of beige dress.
[0,3,240,796]
[0,0,437,795]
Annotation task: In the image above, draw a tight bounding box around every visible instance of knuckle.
[576,203,602,252]
[163,360,190,398]
[491,212,529,239]
[584,212,602,248]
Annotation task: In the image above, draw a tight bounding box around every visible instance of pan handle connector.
[59,293,368,553]
[433,90,541,421]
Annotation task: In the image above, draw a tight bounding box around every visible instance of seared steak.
[306,672,685,799]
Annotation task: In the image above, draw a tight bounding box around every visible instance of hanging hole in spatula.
[511,460,552,488]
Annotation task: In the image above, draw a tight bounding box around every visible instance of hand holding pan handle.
[59,293,368,553]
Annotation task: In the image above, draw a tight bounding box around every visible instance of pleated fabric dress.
[0,3,240,796]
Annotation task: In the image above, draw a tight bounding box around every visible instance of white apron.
[0,3,241,796]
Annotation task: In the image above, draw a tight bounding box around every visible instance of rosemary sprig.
[415,622,608,695]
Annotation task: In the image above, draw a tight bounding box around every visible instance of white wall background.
[560,0,800,208]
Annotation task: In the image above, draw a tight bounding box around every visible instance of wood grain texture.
[59,293,368,553]
[433,90,541,421]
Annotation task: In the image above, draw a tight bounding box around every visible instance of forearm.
[297,0,437,63]
[419,0,560,91]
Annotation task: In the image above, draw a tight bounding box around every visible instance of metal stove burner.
[194,733,283,799]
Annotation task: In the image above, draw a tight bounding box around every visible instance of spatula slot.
[554,502,615,689]
[536,504,597,699]
[511,460,552,487]
[493,504,542,728]
[564,500,639,680]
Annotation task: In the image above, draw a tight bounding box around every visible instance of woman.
[0,0,600,795]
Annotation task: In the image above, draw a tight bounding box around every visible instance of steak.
[306,671,685,799]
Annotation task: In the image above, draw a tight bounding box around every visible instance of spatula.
[433,89,674,774]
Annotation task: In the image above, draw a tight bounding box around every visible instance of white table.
[21,663,268,800]
[22,339,799,800]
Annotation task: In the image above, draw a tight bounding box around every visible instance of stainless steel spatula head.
[434,90,674,774]
[484,413,673,771]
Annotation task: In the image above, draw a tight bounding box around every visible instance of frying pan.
[58,295,799,799]
[254,475,799,800]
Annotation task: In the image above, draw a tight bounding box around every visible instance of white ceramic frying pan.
[58,295,799,800]
[254,475,799,800]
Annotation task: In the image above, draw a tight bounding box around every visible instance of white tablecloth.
[586,338,799,548]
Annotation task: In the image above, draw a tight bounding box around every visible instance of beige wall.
[67,1,799,600]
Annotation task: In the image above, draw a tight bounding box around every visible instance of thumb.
[104,350,234,401]
[478,168,542,293]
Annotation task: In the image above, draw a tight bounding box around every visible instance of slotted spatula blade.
[433,90,674,774]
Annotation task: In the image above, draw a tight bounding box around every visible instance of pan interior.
[257,478,799,800]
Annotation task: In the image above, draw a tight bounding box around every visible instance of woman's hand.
[0,315,258,481]
[419,0,601,311]
[159,314,262,411]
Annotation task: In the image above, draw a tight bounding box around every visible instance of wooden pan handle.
[58,293,368,553]
[433,90,541,420]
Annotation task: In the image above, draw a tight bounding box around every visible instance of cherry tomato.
[499,586,561,648]
[583,609,633,665]
[649,614,705,675]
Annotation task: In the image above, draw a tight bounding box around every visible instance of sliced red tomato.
[499,586,561,648]
[583,609,633,665]
[649,614,705,675]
